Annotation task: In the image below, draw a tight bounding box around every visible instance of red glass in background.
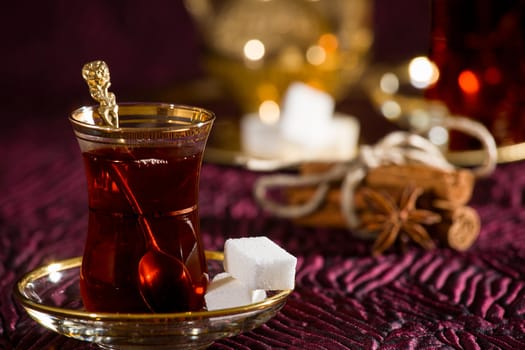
[426,0,525,150]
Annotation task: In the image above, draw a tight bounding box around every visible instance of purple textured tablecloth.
[1,117,525,350]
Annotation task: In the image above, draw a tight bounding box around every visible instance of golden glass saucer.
[14,251,292,350]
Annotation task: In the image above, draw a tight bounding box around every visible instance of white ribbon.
[254,116,497,230]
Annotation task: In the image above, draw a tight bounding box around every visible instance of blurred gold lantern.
[184,0,373,113]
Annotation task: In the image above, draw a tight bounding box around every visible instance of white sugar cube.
[279,82,335,148]
[224,236,297,290]
[204,272,267,311]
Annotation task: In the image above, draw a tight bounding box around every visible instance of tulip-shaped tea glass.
[69,103,215,313]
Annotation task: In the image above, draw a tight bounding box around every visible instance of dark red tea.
[79,146,208,313]
[426,0,525,150]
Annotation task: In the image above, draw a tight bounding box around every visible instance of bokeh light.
[379,72,399,94]
[381,100,402,120]
[458,70,480,94]
[409,56,439,89]
[428,126,448,146]
[306,45,326,65]
[258,100,280,125]
[244,39,265,61]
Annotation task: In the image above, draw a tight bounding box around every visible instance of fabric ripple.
[2,119,525,349]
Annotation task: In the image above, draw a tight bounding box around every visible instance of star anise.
[358,185,442,256]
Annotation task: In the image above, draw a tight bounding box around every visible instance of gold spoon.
[82,61,194,312]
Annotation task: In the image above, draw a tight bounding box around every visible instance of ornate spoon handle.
[81,60,119,128]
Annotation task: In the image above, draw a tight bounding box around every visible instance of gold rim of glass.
[69,102,215,132]
[69,102,216,146]
[14,250,292,321]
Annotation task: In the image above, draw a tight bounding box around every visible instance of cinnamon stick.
[364,164,475,205]
[287,163,480,251]
[287,186,344,228]
[433,205,480,251]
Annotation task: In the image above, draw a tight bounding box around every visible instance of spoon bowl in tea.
[138,249,194,313]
